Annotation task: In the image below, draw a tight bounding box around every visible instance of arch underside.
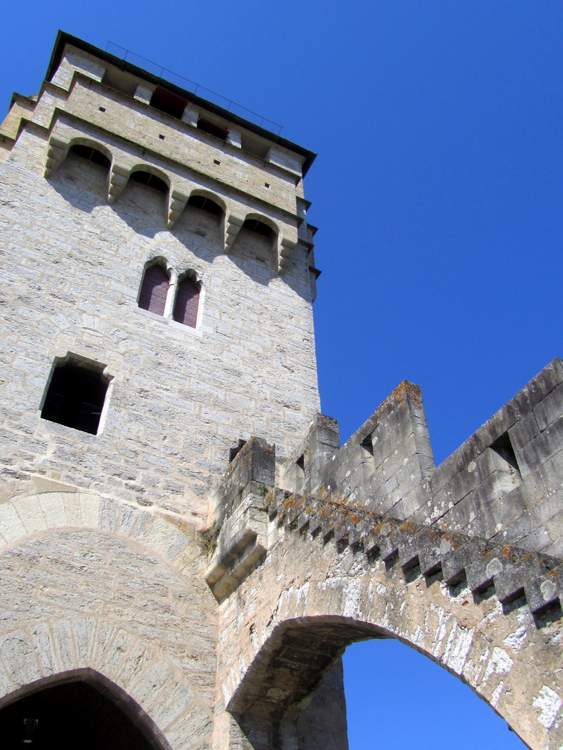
[218,521,563,750]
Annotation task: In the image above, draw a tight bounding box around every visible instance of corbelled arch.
[215,504,562,750]
[128,163,171,190]
[188,188,227,216]
[66,136,113,167]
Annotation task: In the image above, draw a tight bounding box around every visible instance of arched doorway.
[0,672,168,750]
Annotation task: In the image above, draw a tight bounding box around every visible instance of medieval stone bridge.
[207,359,563,749]
[0,361,560,749]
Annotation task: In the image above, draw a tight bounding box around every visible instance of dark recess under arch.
[0,676,166,750]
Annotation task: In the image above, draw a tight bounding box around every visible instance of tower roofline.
[45,30,317,176]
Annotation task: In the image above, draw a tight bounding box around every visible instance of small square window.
[41,357,111,435]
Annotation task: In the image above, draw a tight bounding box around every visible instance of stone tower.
[0,31,561,750]
[0,31,319,525]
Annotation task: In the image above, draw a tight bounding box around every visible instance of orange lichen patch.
[502,545,512,559]
[399,520,415,533]
[370,521,385,536]
[390,380,422,406]
[160,513,191,535]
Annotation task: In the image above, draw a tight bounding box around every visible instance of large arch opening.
[227,617,529,750]
[0,671,169,750]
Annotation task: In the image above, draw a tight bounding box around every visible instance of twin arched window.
[138,263,200,328]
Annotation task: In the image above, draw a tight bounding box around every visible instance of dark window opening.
[243,218,275,239]
[188,195,223,217]
[150,86,188,119]
[213,159,221,165]
[129,170,168,193]
[490,432,521,475]
[360,433,374,456]
[0,678,160,750]
[173,275,200,328]
[98,106,106,112]
[198,118,228,141]
[229,439,247,462]
[138,264,170,316]
[69,144,111,169]
[41,359,109,435]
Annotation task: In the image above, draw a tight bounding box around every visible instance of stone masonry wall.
[0,125,319,521]
[0,491,217,749]
[280,360,562,556]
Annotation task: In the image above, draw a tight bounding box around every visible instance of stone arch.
[66,136,113,169]
[188,188,227,218]
[228,212,280,270]
[242,212,279,240]
[128,163,171,193]
[0,667,172,749]
[0,493,216,748]
[0,491,190,565]
[217,520,562,750]
[227,615,520,748]
[0,623,192,748]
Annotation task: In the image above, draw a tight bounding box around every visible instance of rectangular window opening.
[41,358,110,436]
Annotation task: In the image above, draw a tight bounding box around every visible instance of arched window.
[173,275,200,328]
[138,263,170,316]
[129,170,168,193]
[242,218,276,239]
[68,143,111,169]
[187,194,224,218]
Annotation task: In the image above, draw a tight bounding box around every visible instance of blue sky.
[2,1,560,746]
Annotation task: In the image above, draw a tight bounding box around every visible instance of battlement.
[208,358,562,607]
[278,357,563,557]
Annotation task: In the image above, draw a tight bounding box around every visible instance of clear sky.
[1,1,560,746]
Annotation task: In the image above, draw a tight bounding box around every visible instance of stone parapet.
[279,359,563,556]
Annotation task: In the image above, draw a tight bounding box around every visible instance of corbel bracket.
[44,136,68,178]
